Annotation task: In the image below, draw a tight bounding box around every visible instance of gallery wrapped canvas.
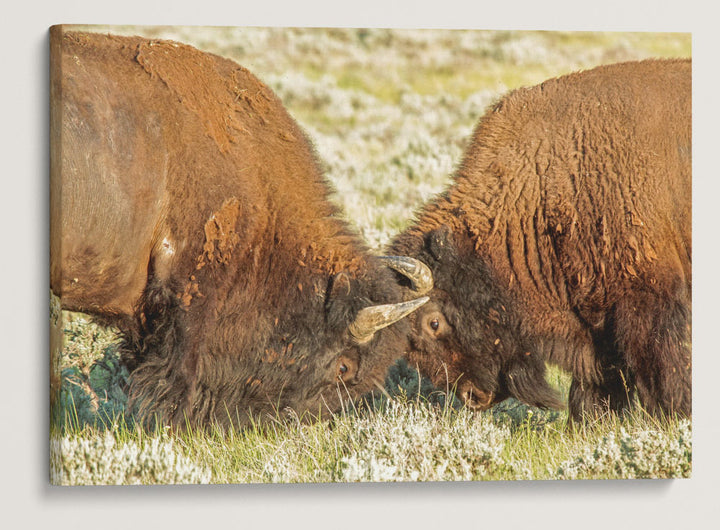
[49,24,691,485]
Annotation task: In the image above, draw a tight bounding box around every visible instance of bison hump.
[135,40,241,152]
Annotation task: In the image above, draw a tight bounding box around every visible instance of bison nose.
[458,380,495,411]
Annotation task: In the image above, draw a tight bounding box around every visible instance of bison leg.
[563,323,633,422]
[567,366,633,423]
[613,289,691,418]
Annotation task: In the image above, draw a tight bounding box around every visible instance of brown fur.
[390,59,691,421]
[50,28,418,428]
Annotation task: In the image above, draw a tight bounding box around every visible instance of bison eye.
[336,356,356,382]
[424,313,447,337]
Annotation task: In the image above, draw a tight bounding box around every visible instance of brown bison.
[50,28,432,429]
[389,59,691,421]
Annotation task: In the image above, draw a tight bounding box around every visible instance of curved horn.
[348,296,429,344]
[378,256,434,295]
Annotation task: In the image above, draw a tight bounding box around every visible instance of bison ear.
[325,272,358,334]
[426,225,454,262]
[502,353,565,411]
[329,272,353,298]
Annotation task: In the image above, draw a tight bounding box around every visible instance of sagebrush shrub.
[335,400,512,482]
[50,431,211,485]
[556,420,692,479]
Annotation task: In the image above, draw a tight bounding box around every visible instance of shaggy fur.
[390,59,691,421]
[50,29,421,429]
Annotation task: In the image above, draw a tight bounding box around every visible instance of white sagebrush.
[61,315,120,370]
[336,401,510,482]
[50,432,211,485]
[555,420,692,479]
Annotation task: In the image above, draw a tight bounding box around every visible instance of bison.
[389,59,691,422]
[50,28,432,429]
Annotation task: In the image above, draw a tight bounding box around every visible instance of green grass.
[51,365,691,484]
[52,26,692,485]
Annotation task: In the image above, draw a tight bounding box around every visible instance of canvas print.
[49,25,691,485]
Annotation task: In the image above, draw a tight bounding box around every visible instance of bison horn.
[378,256,434,295]
[348,296,429,344]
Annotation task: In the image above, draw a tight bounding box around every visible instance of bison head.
[389,225,563,412]
[125,251,431,429]
[287,256,432,419]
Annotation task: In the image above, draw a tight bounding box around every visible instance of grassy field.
[50,26,692,485]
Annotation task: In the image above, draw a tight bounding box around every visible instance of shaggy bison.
[50,29,431,428]
[389,59,691,421]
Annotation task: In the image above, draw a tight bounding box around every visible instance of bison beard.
[50,29,432,429]
[390,58,691,422]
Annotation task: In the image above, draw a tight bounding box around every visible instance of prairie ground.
[51,26,692,484]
